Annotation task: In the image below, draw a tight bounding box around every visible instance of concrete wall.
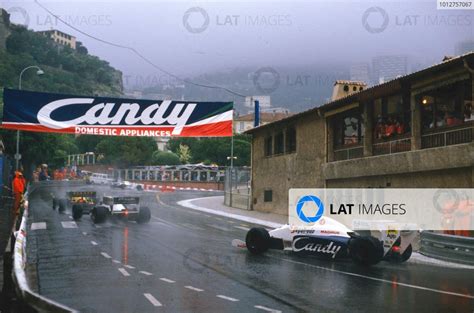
[326,166,473,188]
[251,113,326,215]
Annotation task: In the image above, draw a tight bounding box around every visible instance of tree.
[177,144,191,164]
[152,151,180,165]
[95,137,157,167]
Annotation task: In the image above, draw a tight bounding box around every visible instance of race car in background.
[235,218,417,266]
[52,191,98,220]
[90,196,151,224]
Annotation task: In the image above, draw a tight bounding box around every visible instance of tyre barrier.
[420,231,474,266]
[4,188,78,313]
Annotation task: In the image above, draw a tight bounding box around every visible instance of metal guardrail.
[373,138,411,156]
[420,231,474,265]
[3,187,78,313]
[333,146,364,161]
[421,125,473,149]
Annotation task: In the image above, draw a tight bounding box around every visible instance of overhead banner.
[1,89,233,137]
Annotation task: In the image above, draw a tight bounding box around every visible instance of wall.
[251,113,326,215]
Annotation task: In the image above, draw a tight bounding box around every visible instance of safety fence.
[224,167,251,210]
[420,231,474,266]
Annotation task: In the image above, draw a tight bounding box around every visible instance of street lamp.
[16,65,45,170]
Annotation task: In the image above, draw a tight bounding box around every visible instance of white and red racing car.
[234,218,417,266]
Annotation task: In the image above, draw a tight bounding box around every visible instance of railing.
[420,231,474,265]
[373,138,411,156]
[333,145,364,161]
[422,125,473,149]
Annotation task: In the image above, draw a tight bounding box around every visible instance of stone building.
[247,53,474,216]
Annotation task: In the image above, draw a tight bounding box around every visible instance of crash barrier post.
[8,188,79,313]
[420,231,474,266]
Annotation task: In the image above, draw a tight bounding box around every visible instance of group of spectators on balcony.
[374,115,408,140]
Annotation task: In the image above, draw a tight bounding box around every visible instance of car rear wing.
[67,191,97,198]
[113,197,139,204]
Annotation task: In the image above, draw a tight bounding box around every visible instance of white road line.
[124,264,135,269]
[159,277,175,283]
[234,226,250,231]
[112,260,121,264]
[273,256,474,299]
[181,223,205,230]
[184,286,204,292]
[100,252,111,259]
[214,217,223,220]
[61,221,77,229]
[216,295,239,302]
[177,197,283,229]
[68,215,73,219]
[31,222,46,230]
[255,305,282,313]
[90,241,98,246]
[144,293,162,307]
[227,220,235,224]
[118,268,130,277]
[82,232,87,235]
[208,224,230,232]
[139,271,153,276]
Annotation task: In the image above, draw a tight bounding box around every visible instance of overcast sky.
[3,0,473,85]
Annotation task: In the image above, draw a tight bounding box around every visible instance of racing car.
[234,218,416,266]
[90,196,151,224]
[52,191,97,220]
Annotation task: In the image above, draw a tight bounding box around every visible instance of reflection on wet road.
[25,184,474,313]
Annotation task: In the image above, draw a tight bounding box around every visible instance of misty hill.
[0,10,123,107]
[138,65,350,114]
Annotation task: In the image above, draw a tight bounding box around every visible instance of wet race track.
[25,184,473,313]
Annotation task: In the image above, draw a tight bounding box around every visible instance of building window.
[333,108,364,147]
[373,94,411,140]
[264,190,273,202]
[420,79,473,130]
[264,136,273,156]
[286,127,296,153]
[239,122,244,131]
[274,131,284,154]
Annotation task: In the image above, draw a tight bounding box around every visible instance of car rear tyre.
[137,207,151,224]
[348,236,384,266]
[72,204,83,220]
[246,228,270,254]
[91,206,108,224]
[58,199,67,213]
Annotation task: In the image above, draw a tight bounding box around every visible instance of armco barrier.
[420,231,474,266]
[8,188,78,313]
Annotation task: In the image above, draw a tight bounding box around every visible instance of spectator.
[384,118,396,138]
[463,102,473,122]
[39,164,50,181]
[12,171,26,216]
[395,119,405,135]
